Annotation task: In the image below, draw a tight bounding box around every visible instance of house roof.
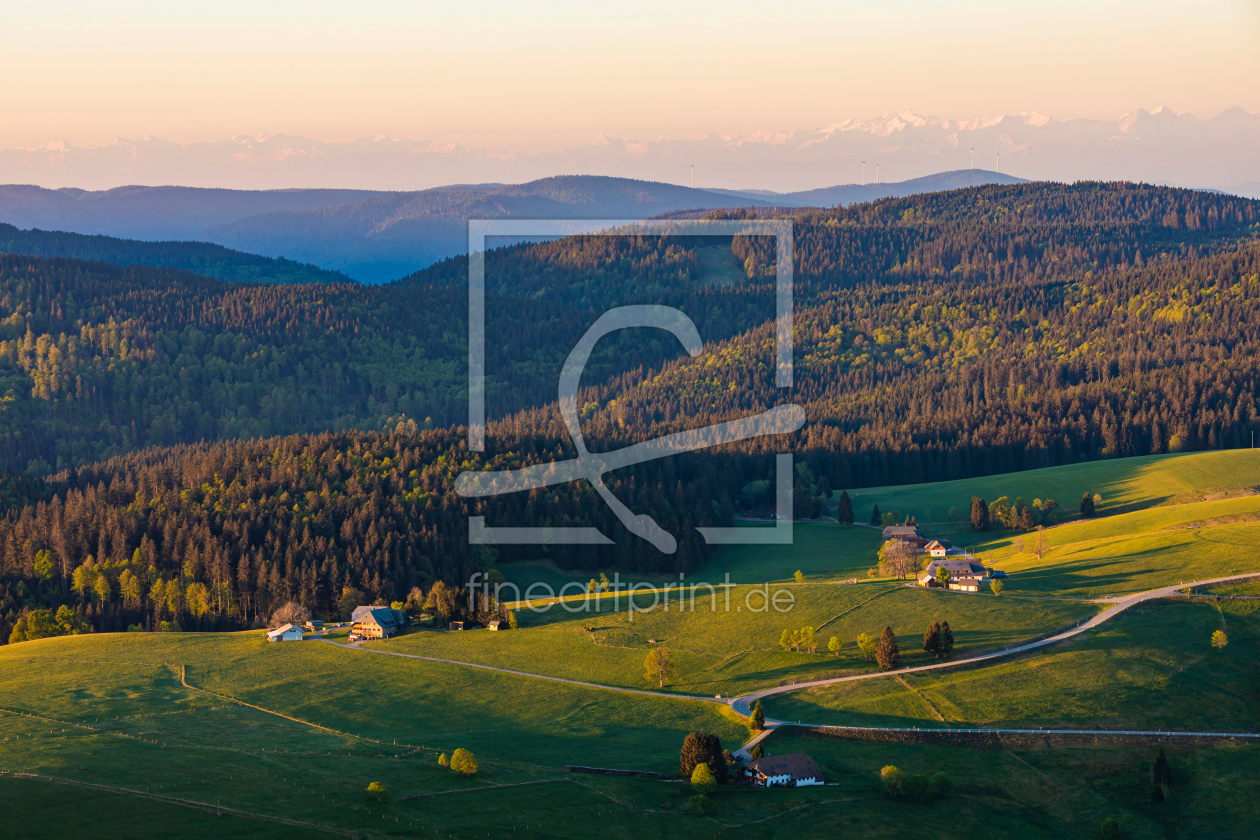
[356,607,401,627]
[268,623,299,637]
[746,753,822,782]
[882,526,920,540]
[924,539,947,551]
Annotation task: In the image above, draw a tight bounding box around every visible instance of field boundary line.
[178,665,395,749]
[0,771,357,837]
[393,777,569,801]
[815,586,899,633]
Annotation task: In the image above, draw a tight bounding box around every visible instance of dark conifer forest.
[1,181,1259,639]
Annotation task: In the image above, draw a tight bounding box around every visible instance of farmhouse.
[743,753,824,787]
[918,558,988,592]
[267,623,303,642]
[882,525,920,542]
[924,539,953,558]
[351,607,405,639]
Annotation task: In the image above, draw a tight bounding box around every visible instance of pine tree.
[838,490,854,525]
[970,496,989,531]
[875,625,900,670]
[923,620,942,657]
[1080,493,1096,518]
[870,504,881,526]
[750,700,765,732]
[940,621,955,657]
[680,732,727,780]
[749,744,764,760]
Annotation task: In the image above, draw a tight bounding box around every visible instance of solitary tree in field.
[1212,630,1228,650]
[970,496,989,531]
[1080,493,1096,518]
[366,782,386,800]
[450,748,478,775]
[828,636,842,656]
[750,700,765,731]
[438,753,448,767]
[941,621,955,657]
[870,504,882,526]
[779,629,794,651]
[991,579,1004,596]
[923,620,942,657]
[857,632,878,660]
[794,570,805,584]
[876,626,900,670]
[880,765,904,796]
[947,506,961,522]
[800,625,817,654]
[645,647,673,688]
[838,490,854,524]
[690,762,716,794]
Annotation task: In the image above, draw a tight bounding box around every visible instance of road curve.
[320,571,1260,751]
[728,572,1260,718]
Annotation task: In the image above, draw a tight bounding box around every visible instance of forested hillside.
[0,223,352,285]
[1,181,1260,638]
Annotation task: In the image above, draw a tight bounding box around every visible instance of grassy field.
[381,580,1096,697]
[845,449,1260,524]
[765,597,1260,734]
[3,629,1257,839]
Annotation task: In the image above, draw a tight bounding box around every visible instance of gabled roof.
[924,539,947,551]
[746,753,822,781]
[268,623,299,637]
[882,526,920,540]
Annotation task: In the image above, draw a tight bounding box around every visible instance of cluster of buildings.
[266,606,409,642]
[881,525,996,592]
[742,753,824,787]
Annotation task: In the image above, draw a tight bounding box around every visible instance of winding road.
[321,572,1260,755]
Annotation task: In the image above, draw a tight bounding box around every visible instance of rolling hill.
[0,223,353,285]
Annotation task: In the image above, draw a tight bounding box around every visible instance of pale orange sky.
[2,0,1258,150]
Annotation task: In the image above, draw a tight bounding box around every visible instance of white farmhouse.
[743,754,824,787]
[267,623,304,642]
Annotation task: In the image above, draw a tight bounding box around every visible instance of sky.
[3,0,1259,151]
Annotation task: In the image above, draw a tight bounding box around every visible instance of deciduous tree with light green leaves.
[1212,630,1228,650]
[450,748,478,775]
[857,632,878,660]
[828,636,842,656]
[991,579,1004,596]
[645,646,672,688]
[690,763,716,794]
[366,782,386,800]
[793,570,804,584]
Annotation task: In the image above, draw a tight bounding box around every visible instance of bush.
[158,621,182,632]
[690,763,716,794]
[438,753,448,767]
[684,794,712,815]
[903,773,932,801]
[450,748,478,775]
[929,772,954,799]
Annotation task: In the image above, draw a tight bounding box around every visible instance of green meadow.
[846,449,1260,524]
[765,597,1260,733]
[382,581,1096,697]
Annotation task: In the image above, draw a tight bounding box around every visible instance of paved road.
[728,572,1260,719]
[321,571,1260,753]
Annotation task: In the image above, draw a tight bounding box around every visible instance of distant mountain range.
[0,223,352,285]
[0,172,1027,282]
[3,107,1258,194]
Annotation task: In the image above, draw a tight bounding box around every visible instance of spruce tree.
[838,490,854,525]
[870,504,882,526]
[1080,492,1096,518]
[750,700,765,732]
[923,620,942,657]
[875,625,900,670]
[940,621,954,657]
[749,744,764,760]
[970,496,989,531]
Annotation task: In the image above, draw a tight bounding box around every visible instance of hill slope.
[0,223,353,285]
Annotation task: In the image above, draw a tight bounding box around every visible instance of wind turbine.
[862,161,866,186]
[995,153,1000,174]
[690,164,694,188]
[876,164,880,185]
[971,148,975,170]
